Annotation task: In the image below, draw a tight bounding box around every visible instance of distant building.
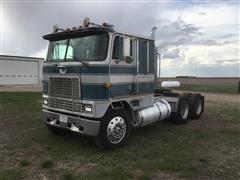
[0,55,43,85]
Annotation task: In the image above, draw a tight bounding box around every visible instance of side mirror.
[123,38,133,64]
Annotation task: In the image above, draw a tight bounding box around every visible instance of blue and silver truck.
[42,18,204,150]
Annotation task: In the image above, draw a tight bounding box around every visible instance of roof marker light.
[53,24,59,33]
[83,17,90,27]
[102,22,114,28]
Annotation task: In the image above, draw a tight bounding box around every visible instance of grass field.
[178,84,239,94]
[158,77,239,94]
[0,92,240,179]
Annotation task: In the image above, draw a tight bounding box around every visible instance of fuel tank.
[136,99,171,127]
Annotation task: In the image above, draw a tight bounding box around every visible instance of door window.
[112,36,124,59]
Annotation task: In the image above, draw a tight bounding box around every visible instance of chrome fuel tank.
[136,99,171,127]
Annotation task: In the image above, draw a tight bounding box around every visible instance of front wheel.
[95,109,131,150]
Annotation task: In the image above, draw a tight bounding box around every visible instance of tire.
[95,109,131,150]
[171,96,190,124]
[45,123,68,136]
[189,94,204,120]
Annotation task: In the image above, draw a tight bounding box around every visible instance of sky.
[0,0,239,77]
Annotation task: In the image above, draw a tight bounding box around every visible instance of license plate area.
[59,115,68,123]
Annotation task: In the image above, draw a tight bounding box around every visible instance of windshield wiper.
[63,39,70,62]
[69,55,89,66]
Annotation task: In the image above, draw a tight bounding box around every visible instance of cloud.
[162,48,180,59]
[156,2,239,76]
[156,17,201,51]
[198,12,206,16]
[30,48,47,58]
[2,1,239,77]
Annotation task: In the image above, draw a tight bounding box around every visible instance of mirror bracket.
[124,56,133,64]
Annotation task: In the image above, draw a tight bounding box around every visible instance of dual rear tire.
[189,94,204,120]
[171,93,204,124]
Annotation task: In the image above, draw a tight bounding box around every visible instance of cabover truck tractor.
[42,17,204,150]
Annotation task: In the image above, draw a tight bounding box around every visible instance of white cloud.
[162,41,239,67]
[30,48,47,58]
[156,2,239,76]
[158,4,238,27]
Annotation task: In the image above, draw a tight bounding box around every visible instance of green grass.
[19,159,30,167]
[0,169,24,180]
[61,170,76,180]
[41,159,54,169]
[0,92,239,179]
[178,84,238,94]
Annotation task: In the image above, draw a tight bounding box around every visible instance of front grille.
[48,77,81,113]
[47,98,84,113]
[49,77,80,99]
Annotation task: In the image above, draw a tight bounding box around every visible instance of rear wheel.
[95,109,131,150]
[189,94,204,120]
[171,96,190,124]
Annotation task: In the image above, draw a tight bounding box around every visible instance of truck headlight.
[43,100,48,105]
[84,104,92,113]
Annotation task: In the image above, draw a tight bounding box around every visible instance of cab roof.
[43,26,113,41]
[43,26,153,41]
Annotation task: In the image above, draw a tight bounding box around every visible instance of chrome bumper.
[43,109,100,136]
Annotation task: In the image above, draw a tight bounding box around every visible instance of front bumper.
[43,109,100,136]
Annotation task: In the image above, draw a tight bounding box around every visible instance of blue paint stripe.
[43,65,135,74]
[81,84,109,100]
[82,82,153,100]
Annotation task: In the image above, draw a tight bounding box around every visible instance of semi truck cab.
[42,18,204,150]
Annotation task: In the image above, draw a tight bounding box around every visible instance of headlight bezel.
[83,104,92,113]
[81,100,95,115]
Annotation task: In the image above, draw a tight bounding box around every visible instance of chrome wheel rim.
[195,99,202,115]
[107,116,126,144]
[180,101,189,119]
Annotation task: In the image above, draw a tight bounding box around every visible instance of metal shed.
[0,55,43,85]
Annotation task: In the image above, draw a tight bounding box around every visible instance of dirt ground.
[202,92,240,103]
[0,84,42,92]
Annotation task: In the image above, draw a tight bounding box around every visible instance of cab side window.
[112,36,123,59]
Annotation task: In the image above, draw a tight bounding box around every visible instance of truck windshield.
[46,32,109,62]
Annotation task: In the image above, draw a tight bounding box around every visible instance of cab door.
[110,35,136,98]
[135,39,154,94]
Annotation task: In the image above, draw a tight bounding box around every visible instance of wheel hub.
[107,116,126,144]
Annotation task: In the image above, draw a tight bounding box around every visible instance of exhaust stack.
[151,26,157,40]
